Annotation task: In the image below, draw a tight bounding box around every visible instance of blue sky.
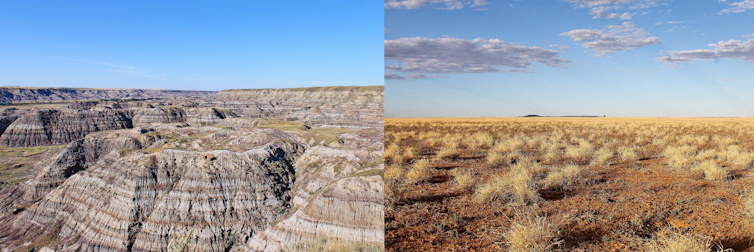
[385,0,754,117]
[0,1,383,91]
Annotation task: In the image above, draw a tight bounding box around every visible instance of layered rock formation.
[0,86,384,251]
[0,86,383,148]
[0,108,20,135]
[0,108,132,147]
[198,86,383,128]
[0,87,215,103]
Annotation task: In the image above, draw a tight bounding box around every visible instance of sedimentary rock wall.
[0,108,132,147]
[198,86,384,128]
[0,86,383,148]
[0,87,216,103]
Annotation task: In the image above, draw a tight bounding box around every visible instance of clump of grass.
[694,149,717,162]
[487,151,506,166]
[406,159,430,184]
[510,157,547,175]
[664,146,696,169]
[646,228,728,252]
[435,147,460,161]
[385,144,401,163]
[590,147,613,166]
[452,169,475,191]
[564,144,591,164]
[474,169,540,205]
[403,147,415,163]
[385,182,402,211]
[618,146,637,163]
[542,149,559,163]
[384,164,404,183]
[503,215,562,252]
[543,164,584,190]
[691,160,727,181]
[718,146,754,171]
[492,138,524,153]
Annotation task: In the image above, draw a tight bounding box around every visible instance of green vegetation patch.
[0,145,65,189]
[308,127,355,146]
[352,169,384,178]
[256,121,310,131]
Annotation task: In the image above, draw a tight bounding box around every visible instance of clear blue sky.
[0,1,383,91]
[385,0,754,117]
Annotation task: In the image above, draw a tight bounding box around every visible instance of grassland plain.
[385,117,754,251]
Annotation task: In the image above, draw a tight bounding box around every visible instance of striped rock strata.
[0,118,384,251]
[0,108,132,147]
[0,86,382,148]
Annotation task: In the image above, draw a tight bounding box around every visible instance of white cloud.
[657,39,754,67]
[629,2,659,9]
[385,73,406,80]
[720,0,754,13]
[550,44,571,52]
[589,6,633,19]
[567,0,659,18]
[564,0,660,8]
[384,0,488,10]
[385,73,450,80]
[655,21,662,25]
[666,21,683,24]
[384,37,570,75]
[743,33,754,38]
[561,22,661,57]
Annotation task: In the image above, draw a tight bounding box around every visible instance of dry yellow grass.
[474,168,540,205]
[452,169,474,191]
[403,147,416,162]
[691,160,727,181]
[503,215,562,252]
[384,164,403,183]
[618,146,637,163]
[543,164,584,189]
[386,117,754,251]
[646,229,729,252]
[590,147,613,166]
[406,159,430,184]
[435,146,460,161]
[385,143,401,163]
